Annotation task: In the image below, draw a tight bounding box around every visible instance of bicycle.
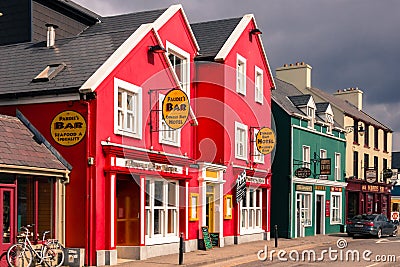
[6,225,65,267]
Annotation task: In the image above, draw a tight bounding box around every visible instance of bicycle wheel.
[6,244,33,267]
[43,242,65,267]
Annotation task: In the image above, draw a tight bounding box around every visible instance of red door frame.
[0,186,15,264]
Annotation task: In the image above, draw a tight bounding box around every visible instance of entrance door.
[206,185,214,232]
[0,188,14,265]
[316,195,322,234]
[116,180,140,246]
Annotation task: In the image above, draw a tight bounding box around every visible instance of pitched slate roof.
[316,102,330,114]
[0,114,67,171]
[0,9,166,98]
[191,18,242,59]
[53,0,100,21]
[308,87,391,131]
[287,94,312,107]
[82,9,167,35]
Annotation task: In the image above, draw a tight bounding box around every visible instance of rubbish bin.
[64,248,85,267]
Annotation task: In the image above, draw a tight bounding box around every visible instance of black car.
[346,214,398,238]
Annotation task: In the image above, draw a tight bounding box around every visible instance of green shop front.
[271,79,347,238]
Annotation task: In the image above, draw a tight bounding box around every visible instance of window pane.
[118,91,123,108]
[255,190,260,207]
[146,209,150,235]
[153,209,162,235]
[38,179,53,237]
[241,210,247,228]
[256,210,261,227]
[154,181,163,206]
[167,209,176,234]
[168,182,176,207]
[145,181,150,207]
[3,191,10,243]
[249,189,254,207]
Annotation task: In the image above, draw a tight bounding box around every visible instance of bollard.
[274,225,278,248]
[179,232,184,265]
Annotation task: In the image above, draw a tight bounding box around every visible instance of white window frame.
[166,41,190,98]
[114,78,142,139]
[236,54,247,95]
[302,145,311,168]
[307,106,315,128]
[235,121,248,161]
[319,149,328,179]
[297,192,312,227]
[145,178,179,245]
[254,66,263,104]
[326,113,333,134]
[253,129,264,164]
[330,192,342,224]
[240,187,263,234]
[335,153,341,181]
[158,94,181,147]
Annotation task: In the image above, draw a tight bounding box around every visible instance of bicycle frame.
[17,227,53,264]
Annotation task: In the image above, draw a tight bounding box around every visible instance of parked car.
[346,214,398,238]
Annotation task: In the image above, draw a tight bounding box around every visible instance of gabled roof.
[288,95,312,107]
[191,18,242,59]
[0,114,68,173]
[316,102,330,114]
[308,87,392,131]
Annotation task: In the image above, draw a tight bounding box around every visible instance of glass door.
[0,187,15,266]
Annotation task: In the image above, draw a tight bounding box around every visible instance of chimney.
[334,87,363,110]
[46,24,58,47]
[275,62,312,93]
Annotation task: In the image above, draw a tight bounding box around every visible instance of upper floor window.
[364,124,369,147]
[383,131,388,152]
[307,106,315,128]
[319,149,328,179]
[114,78,142,139]
[236,54,246,95]
[353,151,359,178]
[166,41,190,97]
[302,145,310,168]
[374,127,379,149]
[334,153,341,181]
[364,153,369,179]
[254,66,263,104]
[235,122,248,160]
[353,120,359,144]
[159,94,180,147]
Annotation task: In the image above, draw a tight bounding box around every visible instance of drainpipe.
[289,124,293,238]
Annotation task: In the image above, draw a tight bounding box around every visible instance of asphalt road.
[211,234,400,267]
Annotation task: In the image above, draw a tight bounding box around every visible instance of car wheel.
[377,228,382,239]
[390,228,397,237]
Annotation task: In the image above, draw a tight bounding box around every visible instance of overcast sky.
[74,0,400,151]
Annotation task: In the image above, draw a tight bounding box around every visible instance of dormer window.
[326,113,333,134]
[307,106,315,128]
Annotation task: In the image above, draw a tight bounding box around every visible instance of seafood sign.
[162,89,190,130]
[51,110,86,146]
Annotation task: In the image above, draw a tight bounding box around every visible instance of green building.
[271,78,347,238]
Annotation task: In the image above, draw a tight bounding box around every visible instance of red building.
[0,1,274,265]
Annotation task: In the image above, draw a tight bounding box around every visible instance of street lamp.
[345,123,365,136]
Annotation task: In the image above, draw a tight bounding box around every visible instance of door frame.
[314,191,325,235]
[0,185,16,261]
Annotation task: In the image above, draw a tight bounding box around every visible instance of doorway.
[116,179,140,246]
[315,194,324,235]
[206,184,214,232]
[0,187,15,265]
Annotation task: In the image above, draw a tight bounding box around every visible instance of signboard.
[256,127,276,155]
[331,187,342,192]
[391,212,399,222]
[315,185,326,191]
[201,226,213,250]
[246,177,265,184]
[325,200,330,217]
[320,158,331,175]
[209,232,219,247]
[365,169,377,183]
[51,110,86,146]
[236,170,247,203]
[295,184,313,192]
[162,89,190,130]
[383,169,393,179]
[295,167,311,178]
[116,158,184,174]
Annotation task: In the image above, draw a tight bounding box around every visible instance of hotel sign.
[320,158,331,175]
[365,169,377,183]
[116,158,183,174]
[162,89,190,130]
[256,127,276,155]
[51,110,86,146]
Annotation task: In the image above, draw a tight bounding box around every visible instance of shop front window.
[297,193,312,226]
[330,193,342,224]
[145,179,179,244]
[240,188,262,234]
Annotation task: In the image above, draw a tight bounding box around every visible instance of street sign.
[295,167,311,178]
[236,170,247,203]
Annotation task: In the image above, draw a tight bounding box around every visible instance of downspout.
[289,124,293,238]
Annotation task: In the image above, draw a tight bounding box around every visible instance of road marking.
[366,263,380,267]
[375,238,400,244]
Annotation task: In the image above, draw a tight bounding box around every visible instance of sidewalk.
[111,233,348,267]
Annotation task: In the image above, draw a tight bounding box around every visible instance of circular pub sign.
[256,127,276,155]
[51,111,86,146]
[162,89,190,130]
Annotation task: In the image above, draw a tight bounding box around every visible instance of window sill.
[383,150,389,154]
[353,142,360,146]
[330,221,342,225]
[364,145,370,149]
[374,148,380,151]
[160,140,180,147]
[115,129,141,139]
[240,228,264,235]
[235,155,248,162]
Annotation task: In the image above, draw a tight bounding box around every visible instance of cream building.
[276,63,393,219]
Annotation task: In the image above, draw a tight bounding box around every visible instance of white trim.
[295,191,313,237]
[158,93,181,147]
[114,78,143,139]
[314,191,326,235]
[330,191,343,225]
[0,94,80,106]
[80,24,160,92]
[319,149,328,180]
[334,152,341,181]
[141,177,145,245]
[185,181,189,239]
[240,187,263,235]
[235,121,248,161]
[293,177,347,187]
[110,174,116,248]
[253,129,264,164]
[236,53,247,95]
[153,4,199,51]
[302,145,310,168]
[254,65,263,104]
